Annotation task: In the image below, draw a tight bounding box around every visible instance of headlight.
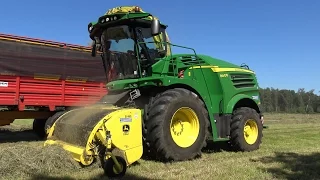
[88,23,94,33]
[99,15,119,24]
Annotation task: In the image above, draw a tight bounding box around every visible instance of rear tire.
[229,107,263,151]
[144,88,210,161]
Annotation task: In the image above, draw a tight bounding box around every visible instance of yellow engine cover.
[104,108,143,164]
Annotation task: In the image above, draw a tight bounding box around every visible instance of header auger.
[44,6,264,178]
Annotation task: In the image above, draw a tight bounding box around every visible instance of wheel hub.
[243,119,258,145]
[171,120,184,136]
[170,107,200,148]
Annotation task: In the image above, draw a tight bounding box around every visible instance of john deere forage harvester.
[45,6,264,178]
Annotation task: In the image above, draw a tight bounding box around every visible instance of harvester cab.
[89,7,170,83]
[44,6,264,178]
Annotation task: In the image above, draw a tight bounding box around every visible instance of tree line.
[259,88,320,113]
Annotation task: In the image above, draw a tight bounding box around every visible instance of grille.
[230,73,256,88]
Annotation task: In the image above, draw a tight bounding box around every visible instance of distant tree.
[259,87,320,114]
[272,88,279,112]
[278,90,289,112]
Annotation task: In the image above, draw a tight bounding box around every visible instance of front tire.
[229,107,263,151]
[144,88,210,161]
[103,156,127,178]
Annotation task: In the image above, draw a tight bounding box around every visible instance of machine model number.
[220,74,228,78]
[120,116,132,123]
[252,95,259,100]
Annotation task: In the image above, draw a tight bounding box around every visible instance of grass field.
[0,113,320,180]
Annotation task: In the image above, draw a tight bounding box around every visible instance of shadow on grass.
[139,140,232,164]
[202,141,233,153]
[0,128,41,143]
[30,172,154,180]
[252,152,320,180]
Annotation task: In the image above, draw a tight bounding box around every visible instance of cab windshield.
[101,25,138,82]
[99,25,167,82]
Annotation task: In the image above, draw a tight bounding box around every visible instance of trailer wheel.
[229,107,263,151]
[144,88,210,161]
[33,119,47,139]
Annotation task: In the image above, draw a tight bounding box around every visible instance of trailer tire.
[33,119,47,139]
[144,88,210,162]
[229,107,263,151]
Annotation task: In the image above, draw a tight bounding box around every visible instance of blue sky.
[1,0,319,93]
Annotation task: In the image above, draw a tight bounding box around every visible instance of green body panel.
[226,93,259,113]
[90,6,262,141]
[106,53,261,140]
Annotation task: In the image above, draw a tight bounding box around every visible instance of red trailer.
[0,33,108,137]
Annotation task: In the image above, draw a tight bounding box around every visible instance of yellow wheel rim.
[79,153,94,166]
[170,107,200,148]
[243,119,258,145]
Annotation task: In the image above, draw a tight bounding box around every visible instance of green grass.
[11,119,34,126]
[1,113,320,180]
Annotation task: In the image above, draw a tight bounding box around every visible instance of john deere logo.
[123,125,130,132]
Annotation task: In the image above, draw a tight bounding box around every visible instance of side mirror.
[91,40,96,57]
[151,18,160,36]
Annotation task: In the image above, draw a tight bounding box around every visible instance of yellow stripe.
[189,65,255,74]
[189,65,218,69]
[65,76,88,83]
[34,73,61,81]
[211,67,255,74]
